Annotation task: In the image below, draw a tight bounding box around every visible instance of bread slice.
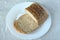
[14,14,39,34]
[25,3,48,25]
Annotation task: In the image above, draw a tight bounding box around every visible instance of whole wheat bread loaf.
[25,3,48,25]
[14,3,48,34]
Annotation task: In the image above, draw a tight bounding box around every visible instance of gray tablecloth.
[0,0,60,40]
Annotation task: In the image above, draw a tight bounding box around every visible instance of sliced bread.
[14,14,39,34]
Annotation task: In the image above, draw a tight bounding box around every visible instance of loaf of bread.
[25,3,48,25]
[14,14,39,34]
[14,3,48,34]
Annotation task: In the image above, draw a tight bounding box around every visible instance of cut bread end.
[25,9,38,23]
[14,21,27,34]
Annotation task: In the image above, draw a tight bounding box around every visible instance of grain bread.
[14,14,39,34]
[25,3,48,25]
[14,3,48,34]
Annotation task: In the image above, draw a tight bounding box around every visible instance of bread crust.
[25,3,48,25]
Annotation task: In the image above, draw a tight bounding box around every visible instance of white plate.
[6,2,51,39]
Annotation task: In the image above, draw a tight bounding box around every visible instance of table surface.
[0,0,60,40]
